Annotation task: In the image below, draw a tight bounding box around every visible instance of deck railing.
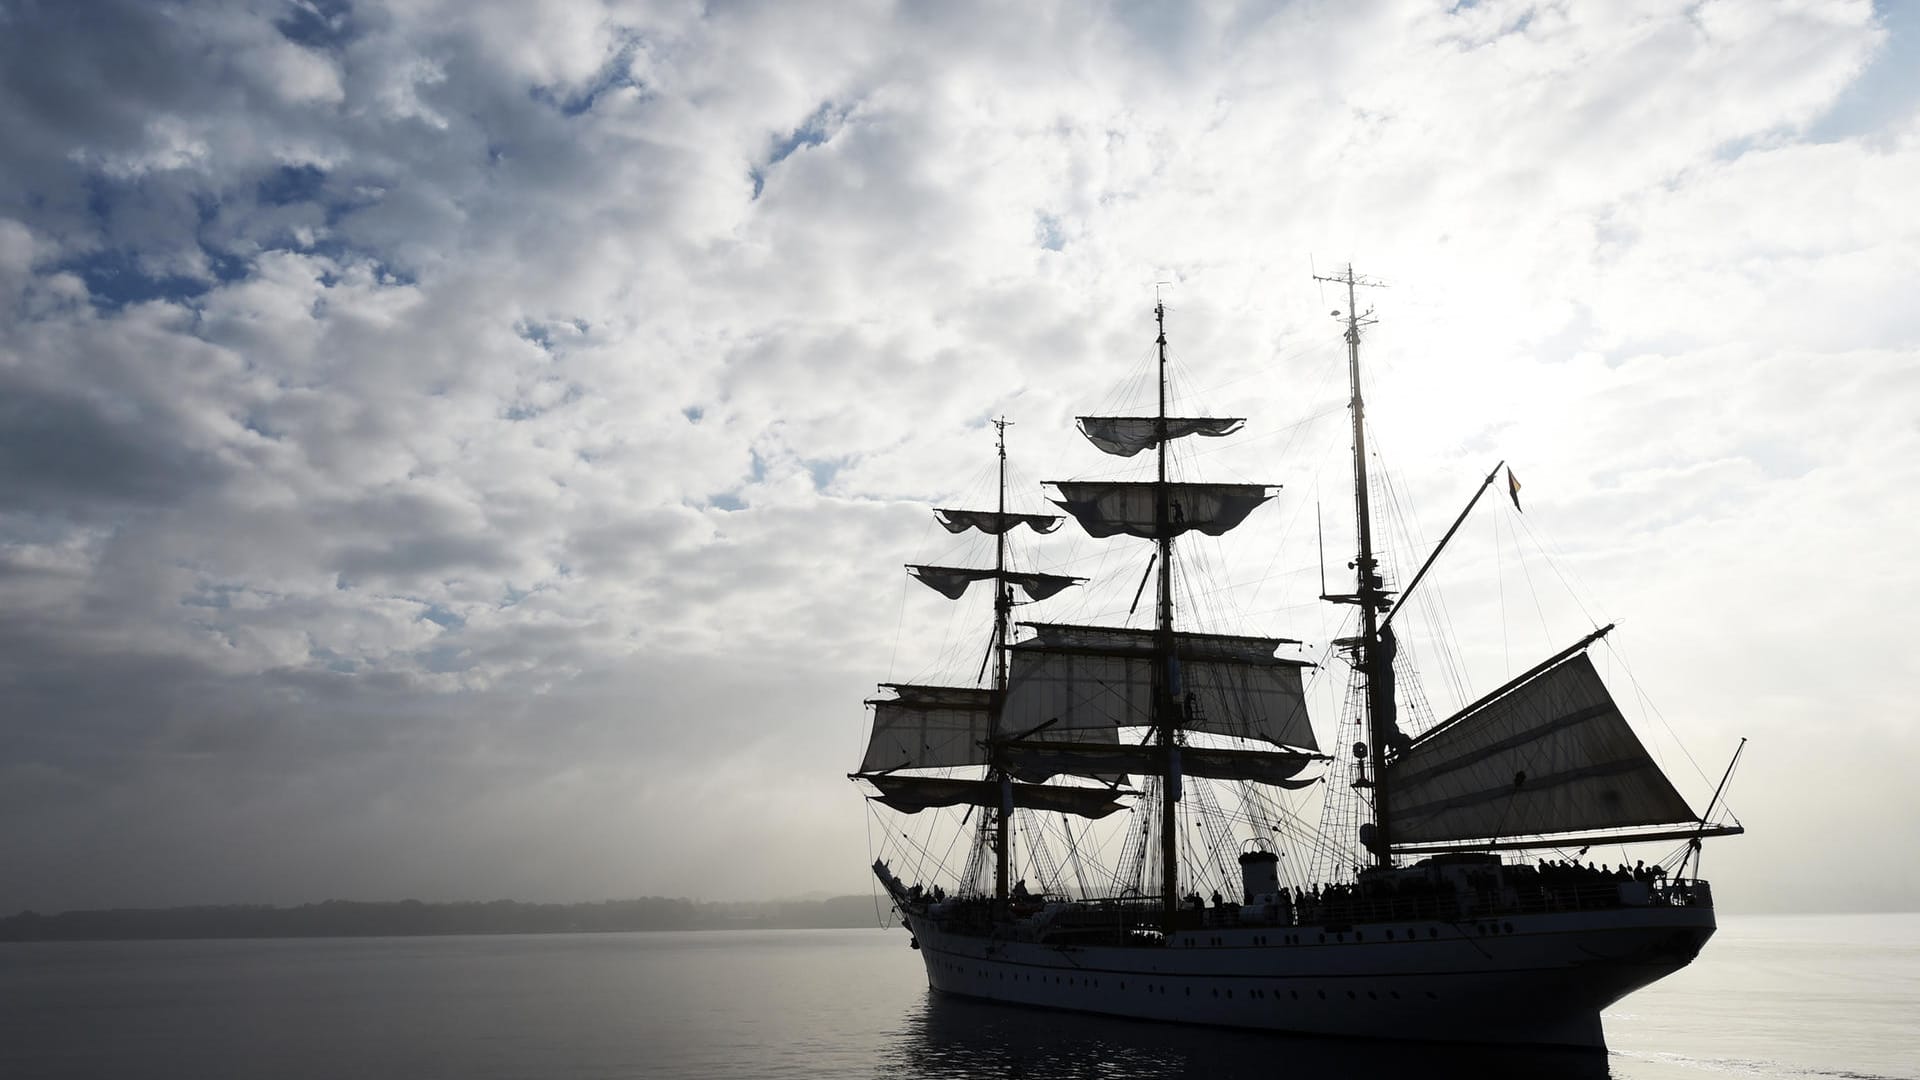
[918,877,1713,937]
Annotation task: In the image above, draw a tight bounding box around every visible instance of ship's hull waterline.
[900,903,1715,1049]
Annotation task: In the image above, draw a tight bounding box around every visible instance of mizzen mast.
[1314,264,1397,868]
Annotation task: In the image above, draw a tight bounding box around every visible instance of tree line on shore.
[0,894,884,942]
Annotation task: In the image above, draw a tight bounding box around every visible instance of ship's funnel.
[1238,849,1280,905]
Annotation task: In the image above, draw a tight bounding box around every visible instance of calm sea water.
[2,913,1913,1079]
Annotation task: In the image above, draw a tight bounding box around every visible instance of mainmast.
[1315,264,1396,869]
[992,417,1013,907]
[1034,301,1286,929]
[1152,300,1180,937]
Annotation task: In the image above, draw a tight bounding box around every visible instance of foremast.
[851,425,1094,903]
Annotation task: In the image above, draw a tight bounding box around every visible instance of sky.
[0,0,1916,916]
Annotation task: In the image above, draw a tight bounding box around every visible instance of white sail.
[906,565,1084,602]
[1384,651,1698,846]
[1051,482,1272,540]
[861,683,1125,779]
[1077,416,1245,458]
[1001,624,1317,750]
[859,684,994,773]
[933,509,1063,535]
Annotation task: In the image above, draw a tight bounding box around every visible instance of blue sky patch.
[805,454,853,491]
[751,102,841,199]
[258,164,329,207]
[274,0,357,50]
[57,248,221,310]
[1034,212,1066,251]
[419,602,466,630]
[531,33,647,117]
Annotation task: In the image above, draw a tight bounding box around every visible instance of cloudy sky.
[1,0,1915,915]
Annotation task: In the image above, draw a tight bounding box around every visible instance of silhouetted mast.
[1315,264,1395,868]
[1152,300,1180,936]
[992,417,1012,906]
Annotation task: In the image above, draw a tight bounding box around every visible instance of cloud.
[0,0,1913,914]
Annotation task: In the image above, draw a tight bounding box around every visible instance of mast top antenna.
[1312,264,1387,289]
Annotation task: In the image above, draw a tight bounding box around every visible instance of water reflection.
[874,992,1613,1080]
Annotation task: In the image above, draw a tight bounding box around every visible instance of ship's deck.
[900,876,1713,946]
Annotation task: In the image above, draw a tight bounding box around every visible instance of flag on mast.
[1507,467,1523,512]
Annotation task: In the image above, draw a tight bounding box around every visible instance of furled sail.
[1077,417,1246,458]
[907,565,1085,602]
[1051,482,1273,540]
[1003,741,1319,787]
[860,774,1131,819]
[1384,650,1698,846]
[933,509,1063,535]
[1001,623,1317,749]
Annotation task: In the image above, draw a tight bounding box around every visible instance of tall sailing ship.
[851,269,1744,1049]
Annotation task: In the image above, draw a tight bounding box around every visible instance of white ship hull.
[900,902,1715,1049]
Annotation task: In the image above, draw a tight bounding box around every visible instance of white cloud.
[0,0,1913,914]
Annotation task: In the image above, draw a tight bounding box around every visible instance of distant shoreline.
[0,895,886,943]
[6,901,1903,944]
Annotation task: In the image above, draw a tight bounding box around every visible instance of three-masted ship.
[851,271,1743,1049]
